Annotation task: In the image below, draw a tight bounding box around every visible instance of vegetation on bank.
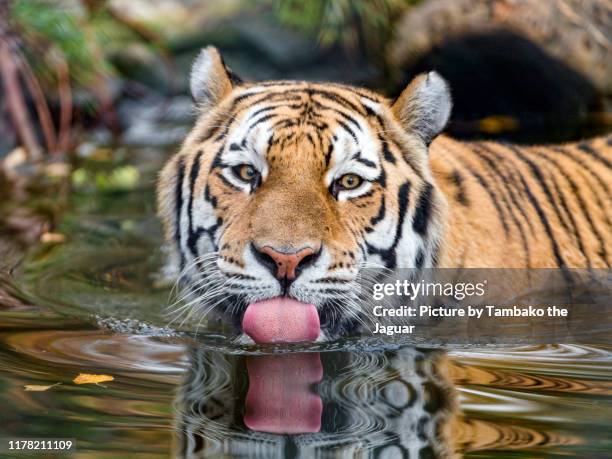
[1,0,167,160]
[1,0,418,163]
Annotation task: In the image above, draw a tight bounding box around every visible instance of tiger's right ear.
[190,46,242,109]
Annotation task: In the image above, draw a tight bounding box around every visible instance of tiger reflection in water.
[173,347,458,458]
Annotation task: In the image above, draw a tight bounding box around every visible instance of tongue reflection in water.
[244,353,323,434]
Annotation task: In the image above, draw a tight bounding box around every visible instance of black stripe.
[477,145,536,234]
[201,85,365,145]
[203,185,216,211]
[534,150,609,267]
[355,188,375,200]
[325,142,334,166]
[550,149,612,231]
[352,151,377,168]
[336,119,358,143]
[365,181,411,268]
[271,118,297,131]
[206,91,280,141]
[327,82,381,103]
[312,128,324,149]
[206,91,300,142]
[215,171,242,192]
[513,162,568,269]
[390,181,412,266]
[245,113,277,134]
[509,146,572,234]
[187,151,204,257]
[577,141,612,169]
[377,166,387,188]
[472,146,523,224]
[305,132,315,148]
[462,163,510,235]
[412,183,434,236]
[473,144,534,266]
[382,141,397,164]
[311,100,362,131]
[415,248,425,269]
[390,133,423,178]
[449,169,469,207]
[252,92,304,104]
[209,144,225,171]
[312,277,351,284]
[229,273,259,281]
[554,146,611,196]
[244,87,364,115]
[249,103,300,120]
[307,88,366,115]
[541,161,591,266]
[248,105,277,119]
[174,157,186,270]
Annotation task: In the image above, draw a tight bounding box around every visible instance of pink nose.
[258,246,316,280]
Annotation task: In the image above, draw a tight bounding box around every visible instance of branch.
[15,50,58,155]
[54,50,72,156]
[0,39,42,161]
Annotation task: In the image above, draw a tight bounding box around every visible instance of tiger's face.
[158,47,451,343]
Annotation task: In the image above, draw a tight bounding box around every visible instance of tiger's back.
[431,135,612,268]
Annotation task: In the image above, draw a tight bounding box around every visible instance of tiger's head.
[158,46,452,343]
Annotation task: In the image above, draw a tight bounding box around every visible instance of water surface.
[0,146,610,458]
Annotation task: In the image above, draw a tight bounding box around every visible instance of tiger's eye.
[234,164,256,182]
[337,174,363,190]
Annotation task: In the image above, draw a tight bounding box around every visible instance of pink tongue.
[244,353,323,433]
[242,297,320,343]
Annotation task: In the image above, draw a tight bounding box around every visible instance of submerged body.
[157,46,611,342]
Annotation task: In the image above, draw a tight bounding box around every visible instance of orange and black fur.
[157,46,611,338]
[430,135,611,268]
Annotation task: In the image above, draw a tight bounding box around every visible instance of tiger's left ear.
[190,46,242,110]
[391,72,452,145]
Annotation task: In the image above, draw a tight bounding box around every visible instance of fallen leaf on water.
[24,382,61,391]
[40,232,66,244]
[73,374,114,385]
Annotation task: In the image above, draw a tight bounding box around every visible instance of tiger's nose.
[253,245,320,280]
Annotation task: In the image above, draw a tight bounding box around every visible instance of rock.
[118,95,194,147]
[388,0,611,93]
[386,0,610,141]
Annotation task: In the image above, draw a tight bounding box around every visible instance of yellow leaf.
[478,115,519,134]
[44,162,71,179]
[73,373,114,385]
[24,383,61,391]
[40,232,66,244]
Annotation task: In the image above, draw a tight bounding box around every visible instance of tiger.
[157,46,612,343]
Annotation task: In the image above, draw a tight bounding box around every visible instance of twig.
[53,50,72,156]
[15,50,58,155]
[0,39,42,161]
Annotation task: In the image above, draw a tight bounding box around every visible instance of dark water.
[1,147,611,458]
